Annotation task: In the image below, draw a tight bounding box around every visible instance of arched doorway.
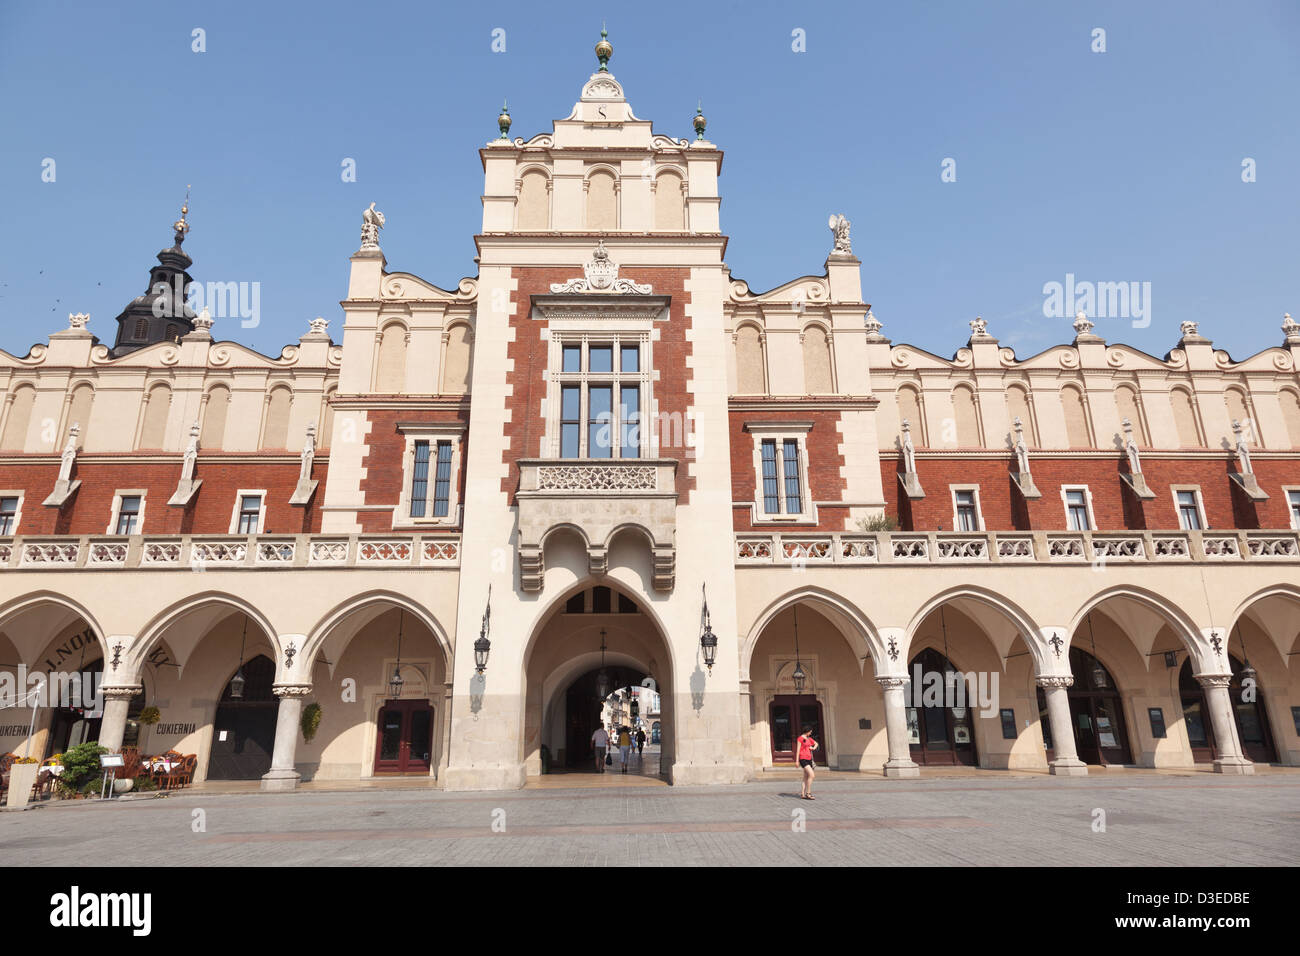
[524,582,673,782]
[906,648,978,766]
[208,655,277,780]
[1037,647,1133,765]
[1179,657,1276,764]
[46,658,103,758]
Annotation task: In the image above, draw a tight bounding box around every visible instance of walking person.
[617,726,633,773]
[591,725,609,773]
[635,727,646,756]
[797,725,818,799]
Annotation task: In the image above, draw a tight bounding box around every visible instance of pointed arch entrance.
[906,648,979,766]
[1037,647,1134,765]
[1178,657,1276,764]
[523,582,674,782]
[209,654,277,780]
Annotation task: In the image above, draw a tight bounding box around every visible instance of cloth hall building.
[2,40,1299,791]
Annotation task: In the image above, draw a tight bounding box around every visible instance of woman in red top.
[797,725,818,800]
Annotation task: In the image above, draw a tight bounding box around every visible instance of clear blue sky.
[2,0,1297,362]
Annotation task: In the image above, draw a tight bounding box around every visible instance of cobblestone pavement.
[4,772,1298,866]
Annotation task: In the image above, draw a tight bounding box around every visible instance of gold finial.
[173,184,191,243]
[595,23,612,72]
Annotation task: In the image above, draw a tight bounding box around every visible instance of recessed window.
[0,496,18,535]
[1064,488,1091,531]
[761,439,803,515]
[1288,490,1300,530]
[410,441,453,518]
[953,489,980,531]
[1176,490,1203,530]
[238,495,262,534]
[550,333,648,459]
[115,495,142,535]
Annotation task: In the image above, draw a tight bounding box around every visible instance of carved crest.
[549,241,653,294]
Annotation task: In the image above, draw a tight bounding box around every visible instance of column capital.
[1195,674,1232,688]
[272,683,313,699]
[100,684,143,701]
[875,676,909,689]
[1036,675,1075,689]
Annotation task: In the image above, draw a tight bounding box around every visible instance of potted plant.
[5,756,40,809]
[300,702,322,742]
[138,706,161,725]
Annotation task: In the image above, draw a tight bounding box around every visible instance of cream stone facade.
[2,39,1298,792]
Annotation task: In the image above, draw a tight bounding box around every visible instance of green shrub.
[133,776,158,792]
[301,702,322,742]
[55,742,108,796]
[138,706,161,725]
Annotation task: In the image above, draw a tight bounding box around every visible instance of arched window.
[1061,385,1091,448]
[1224,388,1256,445]
[201,385,230,450]
[1170,388,1202,448]
[734,325,766,395]
[898,385,925,446]
[801,325,834,394]
[64,384,95,446]
[441,324,473,395]
[586,169,617,231]
[1006,384,1036,445]
[1115,385,1148,445]
[653,170,684,230]
[951,384,980,447]
[318,387,336,450]
[1,384,36,451]
[137,384,172,449]
[262,387,293,450]
[375,322,407,393]
[517,169,550,230]
[1280,389,1300,448]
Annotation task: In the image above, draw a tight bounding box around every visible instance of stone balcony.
[0,534,462,571]
[734,529,1300,567]
[515,458,678,592]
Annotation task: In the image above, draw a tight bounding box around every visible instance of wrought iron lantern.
[475,585,492,674]
[229,619,248,699]
[700,584,718,672]
[791,604,806,694]
[389,610,406,698]
[595,629,610,700]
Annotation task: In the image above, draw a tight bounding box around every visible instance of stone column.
[1036,676,1087,776]
[1198,675,1254,775]
[261,683,312,791]
[97,685,142,752]
[437,680,453,781]
[738,679,755,774]
[877,677,920,778]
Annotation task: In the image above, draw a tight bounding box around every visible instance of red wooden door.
[374,700,434,774]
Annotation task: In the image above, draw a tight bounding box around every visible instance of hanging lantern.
[388,666,404,699]
[596,629,610,699]
[792,660,807,695]
[229,618,248,698]
[1087,614,1107,687]
[700,584,718,672]
[475,586,492,674]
